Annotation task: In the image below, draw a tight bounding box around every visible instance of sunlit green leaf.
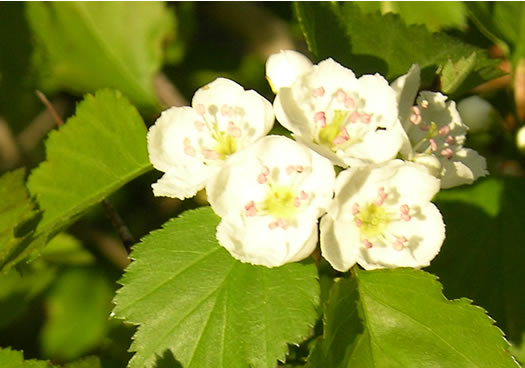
[310,268,517,367]
[295,2,501,93]
[0,348,51,368]
[114,207,320,368]
[26,2,175,112]
[430,177,525,344]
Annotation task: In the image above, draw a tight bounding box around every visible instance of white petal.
[391,64,421,128]
[217,212,319,268]
[152,165,218,199]
[440,148,488,188]
[266,50,313,93]
[320,214,359,272]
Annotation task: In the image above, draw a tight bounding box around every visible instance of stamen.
[277,218,289,230]
[261,166,270,176]
[410,113,422,125]
[286,165,296,175]
[446,135,456,145]
[438,125,451,136]
[203,149,220,160]
[244,201,257,216]
[314,111,327,127]
[195,104,205,116]
[268,221,279,230]
[400,204,411,222]
[429,138,438,152]
[352,203,360,215]
[393,236,407,251]
[184,145,196,156]
[300,191,308,200]
[221,104,233,117]
[312,87,325,97]
[194,121,205,131]
[295,165,304,173]
[336,89,347,103]
[355,218,362,227]
[344,97,355,109]
[360,113,371,124]
[420,100,429,109]
[294,197,301,208]
[257,173,268,184]
[374,187,387,206]
[419,124,430,131]
[411,106,421,115]
[227,121,241,138]
[440,148,454,160]
[350,111,360,123]
[362,239,373,249]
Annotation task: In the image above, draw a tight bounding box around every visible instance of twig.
[102,199,136,253]
[35,90,64,126]
[154,72,188,108]
[0,116,23,170]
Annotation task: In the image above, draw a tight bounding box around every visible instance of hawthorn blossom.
[147,78,274,199]
[206,135,335,268]
[266,49,313,93]
[392,65,488,188]
[267,52,405,167]
[320,160,445,271]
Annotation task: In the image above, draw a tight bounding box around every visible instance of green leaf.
[0,169,38,270]
[40,266,114,361]
[26,2,175,112]
[62,356,102,368]
[429,177,525,344]
[439,52,478,95]
[27,88,151,238]
[294,2,501,93]
[114,207,320,368]
[310,268,517,367]
[0,348,52,368]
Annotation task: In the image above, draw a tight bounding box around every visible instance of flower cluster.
[147,50,487,271]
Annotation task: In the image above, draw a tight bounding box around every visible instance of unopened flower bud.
[457,96,494,134]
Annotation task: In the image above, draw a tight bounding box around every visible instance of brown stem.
[102,199,135,253]
[35,90,64,126]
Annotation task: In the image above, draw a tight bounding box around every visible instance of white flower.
[147,78,274,199]
[268,55,404,167]
[457,95,495,134]
[392,65,488,188]
[320,160,445,271]
[266,50,313,93]
[206,135,336,268]
[517,125,525,154]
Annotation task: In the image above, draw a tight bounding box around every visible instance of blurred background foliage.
[0,2,524,366]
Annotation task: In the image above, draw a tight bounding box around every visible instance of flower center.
[262,185,297,219]
[213,130,238,160]
[355,202,390,239]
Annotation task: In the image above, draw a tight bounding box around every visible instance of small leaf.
[27,89,151,237]
[0,169,38,270]
[310,268,517,367]
[439,52,477,95]
[430,177,525,344]
[114,207,320,368]
[295,2,501,93]
[0,348,52,368]
[26,2,175,112]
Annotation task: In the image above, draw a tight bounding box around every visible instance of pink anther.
[419,124,430,131]
[286,165,296,175]
[400,204,411,222]
[244,201,257,217]
[355,218,362,227]
[429,138,438,152]
[446,135,456,145]
[184,145,196,156]
[350,111,360,123]
[420,100,429,109]
[360,114,371,124]
[294,197,301,208]
[333,135,348,145]
[261,166,270,176]
[221,104,233,116]
[352,203,360,216]
[374,187,387,206]
[227,122,241,138]
[194,121,205,131]
[277,218,289,230]
[410,113,422,125]
[195,104,206,116]
[257,173,268,184]
[440,148,454,160]
[295,165,304,173]
[438,125,451,136]
[362,239,373,249]
[268,221,279,230]
[314,111,327,127]
[336,89,347,103]
[300,191,308,200]
[203,149,220,160]
[312,87,325,97]
[411,106,421,115]
[344,97,355,109]
[393,236,407,251]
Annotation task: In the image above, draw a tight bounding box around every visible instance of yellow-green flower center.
[213,131,237,160]
[317,110,348,150]
[262,185,297,219]
[356,203,390,239]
